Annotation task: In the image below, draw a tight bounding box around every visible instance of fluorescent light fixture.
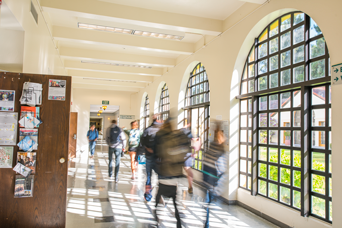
[78,23,184,41]
[81,60,152,69]
[82,78,136,83]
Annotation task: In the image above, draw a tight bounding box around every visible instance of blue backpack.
[110,126,122,144]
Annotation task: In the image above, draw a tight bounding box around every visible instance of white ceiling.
[90,105,120,113]
[99,0,245,20]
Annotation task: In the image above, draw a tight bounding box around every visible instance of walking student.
[87,124,98,159]
[106,120,127,183]
[123,120,143,179]
[140,114,162,201]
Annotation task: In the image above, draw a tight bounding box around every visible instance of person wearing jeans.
[87,124,98,159]
[106,120,127,182]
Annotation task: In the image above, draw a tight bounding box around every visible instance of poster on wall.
[0,146,13,168]
[0,112,18,145]
[0,90,15,111]
[48,79,66,101]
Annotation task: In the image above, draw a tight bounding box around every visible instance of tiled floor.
[66,144,278,228]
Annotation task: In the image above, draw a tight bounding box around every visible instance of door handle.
[73,134,77,140]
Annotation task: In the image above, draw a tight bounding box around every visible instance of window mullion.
[252,95,258,196]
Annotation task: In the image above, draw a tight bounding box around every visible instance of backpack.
[156,129,190,177]
[110,126,122,144]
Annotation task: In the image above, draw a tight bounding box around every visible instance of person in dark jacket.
[140,114,162,201]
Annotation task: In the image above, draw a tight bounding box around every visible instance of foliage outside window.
[159,84,170,121]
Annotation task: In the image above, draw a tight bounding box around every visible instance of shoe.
[188,187,193,194]
[115,177,119,183]
[144,192,152,202]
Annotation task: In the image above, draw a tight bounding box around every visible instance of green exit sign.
[102,100,109,105]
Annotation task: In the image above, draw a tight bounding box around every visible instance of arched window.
[159,83,170,121]
[143,95,150,129]
[238,12,331,222]
[184,63,210,170]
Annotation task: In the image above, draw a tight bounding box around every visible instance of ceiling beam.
[64,60,163,76]
[53,26,194,55]
[59,47,175,67]
[41,0,222,35]
[68,69,154,83]
[72,78,146,88]
[73,83,140,92]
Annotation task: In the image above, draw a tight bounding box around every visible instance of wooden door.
[0,72,71,228]
[69,112,78,159]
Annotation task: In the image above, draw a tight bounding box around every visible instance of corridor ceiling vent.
[78,23,184,41]
[82,78,137,83]
[81,60,152,69]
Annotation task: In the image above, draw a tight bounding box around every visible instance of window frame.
[158,83,170,121]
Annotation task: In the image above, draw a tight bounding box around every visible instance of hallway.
[66,145,278,228]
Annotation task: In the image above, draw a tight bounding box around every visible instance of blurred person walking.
[123,120,143,179]
[153,118,191,228]
[202,123,227,228]
[87,124,98,159]
[140,114,162,201]
[106,120,127,183]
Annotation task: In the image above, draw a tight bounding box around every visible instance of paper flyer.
[14,175,34,198]
[48,79,66,101]
[13,162,32,177]
[0,146,13,168]
[0,112,18,145]
[17,152,36,174]
[19,129,38,151]
[0,90,15,111]
[20,82,42,106]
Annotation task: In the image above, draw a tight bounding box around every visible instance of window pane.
[259,28,268,43]
[248,80,255,93]
[293,190,301,209]
[248,177,252,190]
[312,174,326,195]
[248,146,252,158]
[281,31,291,50]
[293,111,301,127]
[330,201,332,221]
[242,64,248,79]
[269,73,278,88]
[249,64,255,77]
[312,86,326,105]
[280,111,291,127]
[248,130,252,143]
[269,37,279,54]
[293,91,301,107]
[269,94,278,110]
[259,113,267,127]
[269,112,279,127]
[269,55,279,71]
[249,47,255,63]
[293,13,304,25]
[281,51,291,68]
[269,147,278,163]
[248,161,252,174]
[258,180,267,195]
[259,59,268,75]
[293,170,301,188]
[312,109,325,127]
[293,25,304,45]
[259,96,267,111]
[280,130,291,146]
[293,65,304,83]
[259,163,267,178]
[281,92,291,108]
[310,18,322,38]
[240,145,247,157]
[280,149,291,165]
[312,196,325,218]
[312,131,325,149]
[280,186,291,205]
[293,45,304,64]
[249,99,253,112]
[270,20,279,37]
[241,115,247,127]
[241,100,247,112]
[269,183,278,200]
[281,69,291,86]
[248,115,252,127]
[258,76,267,91]
[240,160,247,172]
[280,168,291,185]
[259,146,267,161]
[293,150,301,167]
[312,152,325,172]
[329,178,332,197]
[269,130,278,145]
[310,38,326,59]
[293,131,301,147]
[281,14,291,32]
[259,130,267,144]
[259,42,268,59]
[240,174,247,188]
[310,59,325,80]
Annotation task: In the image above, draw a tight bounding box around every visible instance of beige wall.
[134,0,341,227]
[4,0,66,75]
[71,88,138,152]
